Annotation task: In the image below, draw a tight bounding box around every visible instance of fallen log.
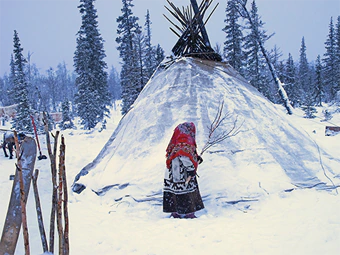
[325,126,340,136]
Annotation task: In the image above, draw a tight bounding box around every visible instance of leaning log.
[0,136,37,255]
[237,0,293,115]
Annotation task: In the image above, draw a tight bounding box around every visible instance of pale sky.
[0,0,339,76]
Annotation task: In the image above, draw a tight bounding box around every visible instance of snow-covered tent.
[72,57,340,205]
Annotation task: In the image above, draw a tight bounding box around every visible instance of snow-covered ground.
[1,56,340,255]
[0,103,339,255]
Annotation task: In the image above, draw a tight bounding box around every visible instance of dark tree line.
[0,29,122,131]
[1,0,166,130]
[223,0,340,117]
[116,0,165,115]
[2,0,338,131]
[0,34,79,132]
[0,0,164,131]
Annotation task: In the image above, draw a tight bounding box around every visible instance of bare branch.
[200,101,244,155]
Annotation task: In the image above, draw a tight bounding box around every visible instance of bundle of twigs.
[164,0,222,61]
[185,101,244,185]
[200,101,243,156]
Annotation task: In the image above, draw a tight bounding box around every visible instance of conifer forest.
[0,0,339,132]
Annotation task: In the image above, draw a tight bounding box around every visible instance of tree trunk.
[32,169,48,253]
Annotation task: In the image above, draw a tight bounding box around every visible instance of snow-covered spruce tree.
[236,0,293,114]
[270,46,283,79]
[136,30,148,88]
[268,45,284,103]
[59,99,74,130]
[154,44,165,67]
[242,0,271,97]
[40,66,66,112]
[0,73,14,106]
[335,16,340,100]
[142,10,164,83]
[8,55,16,103]
[46,68,58,112]
[22,63,45,115]
[74,0,111,130]
[283,53,298,106]
[323,17,338,102]
[116,0,143,115]
[107,66,121,104]
[39,72,53,113]
[302,64,318,118]
[302,102,317,119]
[11,30,32,132]
[56,62,75,108]
[314,55,324,106]
[298,37,310,105]
[0,55,16,106]
[0,78,4,106]
[223,0,244,74]
[25,51,39,111]
[144,10,155,80]
[27,64,41,111]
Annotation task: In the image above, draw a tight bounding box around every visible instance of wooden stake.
[14,131,30,255]
[32,169,48,253]
[43,112,59,253]
[61,136,70,255]
[57,135,64,255]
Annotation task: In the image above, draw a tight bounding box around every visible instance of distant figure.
[2,132,15,159]
[163,122,204,218]
[2,132,26,159]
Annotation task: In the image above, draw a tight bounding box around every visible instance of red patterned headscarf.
[166,122,198,169]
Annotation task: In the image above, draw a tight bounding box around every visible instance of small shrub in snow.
[302,105,317,119]
[321,109,333,121]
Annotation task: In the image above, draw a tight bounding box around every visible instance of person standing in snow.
[163,122,204,218]
[2,132,26,159]
[2,132,15,159]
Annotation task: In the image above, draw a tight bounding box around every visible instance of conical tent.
[72,58,340,205]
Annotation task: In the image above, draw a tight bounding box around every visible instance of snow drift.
[72,57,340,205]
